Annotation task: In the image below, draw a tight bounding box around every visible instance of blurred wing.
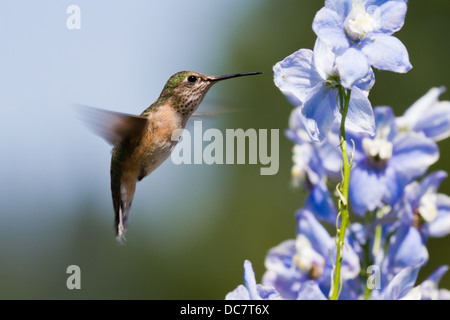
[191,97,248,120]
[190,108,246,121]
[191,109,243,118]
[74,104,148,146]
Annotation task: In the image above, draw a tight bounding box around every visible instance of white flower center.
[418,189,438,223]
[362,120,393,168]
[345,0,379,41]
[292,234,325,278]
[362,138,393,161]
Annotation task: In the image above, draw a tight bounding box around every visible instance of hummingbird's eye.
[187,75,198,83]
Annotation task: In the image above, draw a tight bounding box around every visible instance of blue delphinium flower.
[394,171,450,239]
[348,106,439,215]
[274,39,375,142]
[396,86,450,141]
[313,0,411,88]
[262,209,360,299]
[225,260,280,300]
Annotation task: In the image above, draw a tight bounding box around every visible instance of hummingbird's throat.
[172,90,207,117]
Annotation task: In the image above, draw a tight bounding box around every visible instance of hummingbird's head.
[158,70,262,117]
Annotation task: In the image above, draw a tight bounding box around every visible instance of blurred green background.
[0,0,448,299]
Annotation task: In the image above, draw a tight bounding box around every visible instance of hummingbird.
[78,70,262,241]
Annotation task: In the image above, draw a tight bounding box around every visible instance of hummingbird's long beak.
[208,72,262,82]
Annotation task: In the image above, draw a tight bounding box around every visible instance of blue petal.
[238,263,282,300]
[263,240,302,300]
[336,48,370,88]
[261,270,299,300]
[264,240,297,271]
[297,281,327,300]
[349,153,407,211]
[317,123,342,179]
[296,209,333,257]
[273,49,321,106]
[350,222,367,246]
[425,265,449,286]
[362,34,412,73]
[325,0,353,17]
[383,164,409,206]
[243,260,261,300]
[428,194,450,237]
[420,265,448,300]
[225,285,250,300]
[313,7,349,53]
[287,107,314,144]
[380,260,424,300]
[305,144,327,182]
[419,171,447,198]
[302,83,339,142]
[256,284,281,300]
[342,86,375,136]
[398,87,446,127]
[387,225,428,271]
[390,132,439,180]
[377,1,408,34]
[349,164,387,215]
[366,0,408,5]
[354,67,376,93]
[397,87,450,141]
[313,39,338,81]
[374,106,398,141]
[396,181,420,226]
[304,181,337,224]
[414,102,450,141]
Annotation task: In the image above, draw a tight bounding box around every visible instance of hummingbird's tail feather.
[112,179,136,241]
[111,157,137,241]
[114,199,133,241]
[74,104,148,147]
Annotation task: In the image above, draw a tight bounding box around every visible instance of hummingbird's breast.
[134,104,184,180]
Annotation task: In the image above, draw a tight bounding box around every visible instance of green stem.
[372,208,385,258]
[329,88,352,300]
[363,279,372,300]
